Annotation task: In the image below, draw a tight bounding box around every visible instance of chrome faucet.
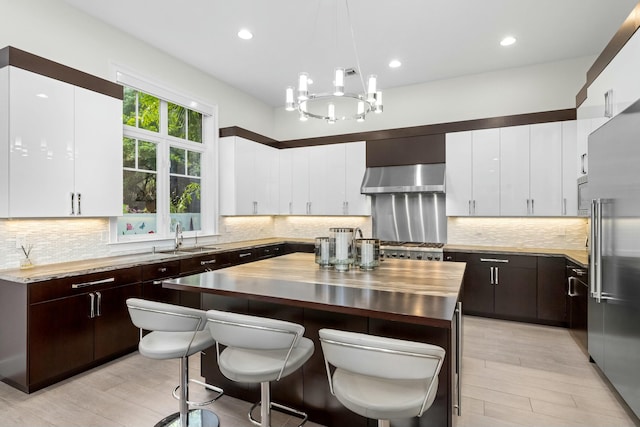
[175,223,183,250]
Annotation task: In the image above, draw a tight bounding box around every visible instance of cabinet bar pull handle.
[153,280,162,285]
[70,192,75,215]
[531,199,534,215]
[563,198,567,216]
[158,267,167,273]
[253,201,257,215]
[95,291,102,317]
[200,259,217,265]
[89,293,95,318]
[468,200,471,216]
[72,277,115,289]
[289,201,292,214]
[490,266,494,285]
[239,253,252,258]
[454,301,462,416]
[77,193,82,215]
[480,258,509,263]
[581,153,587,174]
[472,200,476,215]
[527,199,530,215]
[495,267,499,285]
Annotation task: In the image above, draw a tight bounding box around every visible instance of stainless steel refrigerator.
[589,97,640,419]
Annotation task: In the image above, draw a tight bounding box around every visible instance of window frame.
[110,66,218,247]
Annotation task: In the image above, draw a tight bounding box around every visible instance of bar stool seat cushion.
[139,330,215,360]
[332,369,439,420]
[218,337,314,383]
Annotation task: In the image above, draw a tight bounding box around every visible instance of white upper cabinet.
[1,66,122,218]
[529,122,563,216]
[219,136,279,215]
[447,121,577,217]
[499,125,530,216]
[445,129,499,216]
[561,121,578,216]
[279,142,370,216]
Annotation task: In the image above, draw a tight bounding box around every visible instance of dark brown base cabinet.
[1,267,142,393]
[454,252,570,326]
[458,253,538,321]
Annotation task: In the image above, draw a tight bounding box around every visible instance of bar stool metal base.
[154,409,219,427]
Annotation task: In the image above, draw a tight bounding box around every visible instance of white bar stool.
[205,310,315,427]
[319,328,445,427]
[127,298,223,427]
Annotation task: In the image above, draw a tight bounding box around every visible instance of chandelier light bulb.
[334,67,345,96]
[374,91,383,114]
[328,102,336,124]
[367,74,377,102]
[357,101,365,122]
[285,86,295,111]
[298,72,309,101]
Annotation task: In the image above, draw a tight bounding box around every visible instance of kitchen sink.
[157,246,221,255]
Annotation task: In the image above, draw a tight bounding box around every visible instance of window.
[113,76,216,242]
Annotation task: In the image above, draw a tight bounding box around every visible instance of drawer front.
[255,244,286,260]
[29,266,142,304]
[455,252,537,269]
[142,260,181,281]
[180,252,229,274]
[226,249,256,265]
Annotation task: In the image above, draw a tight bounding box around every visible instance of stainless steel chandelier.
[285,0,383,123]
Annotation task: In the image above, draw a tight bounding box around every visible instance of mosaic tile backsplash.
[0,216,587,270]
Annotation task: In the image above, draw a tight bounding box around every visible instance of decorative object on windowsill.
[20,244,33,269]
[285,0,383,123]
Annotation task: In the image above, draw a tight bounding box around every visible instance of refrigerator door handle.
[590,199,603,302]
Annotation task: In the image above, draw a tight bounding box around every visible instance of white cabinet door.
[445,131,473,216]
[344,142,370,215]
[472,129,500,216]
[74,86,123,217]
[500,125,530,216]
[253,141,279,214]
[219,136,279,215]
[320,144,346,215]
[278,149,293,214]
[529,122,562,216]
[290,147,310,214]
[8,67,75,217]
[561,121,578,216]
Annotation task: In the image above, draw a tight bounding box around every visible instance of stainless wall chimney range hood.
[360,163,445,194]
[361,164,447,245]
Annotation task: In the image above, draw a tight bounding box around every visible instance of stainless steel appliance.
[577,175,590,217]
[588,97,640,418]
[567,264,588,355]
[361,163,447,245]
[379,241,444,261]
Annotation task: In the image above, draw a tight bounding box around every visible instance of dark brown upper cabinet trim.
[219,108,576,149]
[219,126,279,148]
[0,46,123,100]
[575,2,640,108]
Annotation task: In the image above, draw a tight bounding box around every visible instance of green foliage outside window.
[122,87,159,132]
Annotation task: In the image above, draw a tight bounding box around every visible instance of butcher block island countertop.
[165,252,466,427]
[164,252,466,329]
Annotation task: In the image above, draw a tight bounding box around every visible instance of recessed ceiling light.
[500,36,517,47]
[389,59,402,68]
[237,29,253,40]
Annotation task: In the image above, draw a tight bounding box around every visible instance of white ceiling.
[62,0,637,108]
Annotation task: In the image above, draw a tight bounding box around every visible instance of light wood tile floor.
[0,316,637,426]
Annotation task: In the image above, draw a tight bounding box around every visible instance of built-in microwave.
[577,175,590,216]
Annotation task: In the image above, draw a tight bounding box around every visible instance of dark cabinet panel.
[457,252,537,321]
[567,263,589,355]
[537,257,568,324]
[142,260,181,304]
[94,283,142,360]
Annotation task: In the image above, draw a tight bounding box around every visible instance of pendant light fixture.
[285,0,383,123]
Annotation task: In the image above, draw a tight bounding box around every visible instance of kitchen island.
[164,252,466,427]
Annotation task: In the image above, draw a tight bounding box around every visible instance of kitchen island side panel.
[0,279,28,392]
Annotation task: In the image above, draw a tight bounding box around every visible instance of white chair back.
[319,328,445,381]
[126,298,207,333]
[206,309,303,350]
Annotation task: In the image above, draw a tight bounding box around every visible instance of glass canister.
[329,227,354,271]
[356,238,380,270]
[314,237,332,268]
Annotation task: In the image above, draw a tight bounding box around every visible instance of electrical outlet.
[16,234,27,249]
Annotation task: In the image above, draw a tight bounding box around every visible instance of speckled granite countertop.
[444,244,589,268]
[0,238,588,284]
[0,238,313,284]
